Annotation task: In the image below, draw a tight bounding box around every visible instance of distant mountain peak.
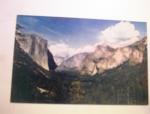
[56,52,88,73]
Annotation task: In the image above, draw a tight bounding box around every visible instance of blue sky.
[17,15,147,49]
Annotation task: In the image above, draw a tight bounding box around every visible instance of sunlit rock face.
[56,37,146,76]
[16,31,49,70]
[81,43,145,76]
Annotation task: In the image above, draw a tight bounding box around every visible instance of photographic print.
[11,15,148,104]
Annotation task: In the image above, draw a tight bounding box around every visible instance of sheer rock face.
[80,41,145,76]
[56,38,146,76]
[47,50,57,70]
[16,31,49,70]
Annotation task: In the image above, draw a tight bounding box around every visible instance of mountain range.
[56,38,146,76]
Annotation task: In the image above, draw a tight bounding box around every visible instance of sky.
[17,15,147,57]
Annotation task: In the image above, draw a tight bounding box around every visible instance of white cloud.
[48,43,75,58]
[98,21,140,48]
[75,45,95,54]
[48,43,96,59]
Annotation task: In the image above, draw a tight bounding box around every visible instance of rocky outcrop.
[16,32,49,70]
[56,38,147,76]
[15,25,57,71]
[81,38,146,76]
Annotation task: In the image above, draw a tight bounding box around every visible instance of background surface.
[0,0,150,114]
